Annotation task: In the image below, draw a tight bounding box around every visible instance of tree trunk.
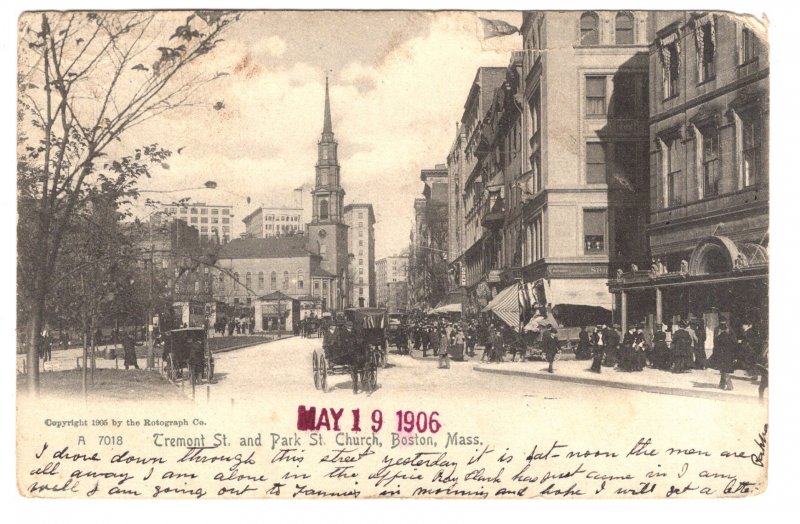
[82,328,88,399]
[26,294,44,395]
[90,315,96,386]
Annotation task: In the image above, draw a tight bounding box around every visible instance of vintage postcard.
[16,8,770,501]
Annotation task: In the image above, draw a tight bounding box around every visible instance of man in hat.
[590,324,605,373]
[541,324,559,373]
[714,320,737,390]
[671,320,693,373]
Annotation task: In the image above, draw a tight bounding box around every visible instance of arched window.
[283,271,289,289]
[270,271,277,289]
[319,199,329,221]
[245,272,252,290]
[615,12,634,44]
[297,269,304,290]
[218,273,225,292]
[258,272,264,289]
[580,12,599,45]
[233,272,239,290]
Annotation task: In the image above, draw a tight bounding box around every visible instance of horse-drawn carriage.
[387,314,409,355]
[302,317,324,338]
[312,308,387,394]
[162,327,214,385]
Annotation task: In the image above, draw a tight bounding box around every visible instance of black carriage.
[387,315,409,355]
[162,327,214,385]
[312,308,387,394]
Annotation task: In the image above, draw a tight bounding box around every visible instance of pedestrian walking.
[438,328,451,369]
[691,320,708,369]
[603,324,619,367]
[713,320,737,390]
[671,320,693,373]
[453,328,465,361]
[123,332,139,370]
[590,333,604,373]
[575,326,591,360]
[652,330,670,370]
[542,325,559,373]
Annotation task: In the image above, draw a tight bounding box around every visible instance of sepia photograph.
[11,4,782,506]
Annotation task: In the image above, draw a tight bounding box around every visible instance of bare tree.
[17,11,241,393]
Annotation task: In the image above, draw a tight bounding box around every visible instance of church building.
[306,77,351,311]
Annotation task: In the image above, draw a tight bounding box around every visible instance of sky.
[130,10,523,258]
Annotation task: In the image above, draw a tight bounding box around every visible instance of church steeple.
[312,75,344,225]
[323,75,333,135]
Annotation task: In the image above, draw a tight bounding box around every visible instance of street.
[204,336,764,409]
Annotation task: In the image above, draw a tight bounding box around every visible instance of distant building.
[212,236,336,326]
[344,203,376,307]
[161,201,234,244]
[610,12,768,335]
[376,255,409,313]
[409,165,448,309]
[242,192,304,239]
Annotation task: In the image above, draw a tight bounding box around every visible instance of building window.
[696,18,716,83]
[297,269,304,290]
[270,271,277,289]
[191,208,198,214]
[201,217,208,223]
[586,142,607,184]
[314,281,320,291]
[283,271,289,289]
[661,137,682,207]
[212,218,218,224]
[211,209,218,215]
[358,259,363,266]
[233,272,239,290]
[358,240,363,247]
[580,12,599,45]
[586,76,606,116]
[359,277,364,284]
[358,268,363,275]
[258,272,264,289]
[583,209,607,254]
[319,200,329,221]
[358,212,363,219]
[700,127,720,198]
[615,12,634,44]
[741,111,762,187]
[222,209,229,215]
[222,218,229,224]
[180,208,187,214]
[740,26,757,64]
[245,272,252,290]
[359,287,364,296]
[200,208,208,214]
[190,217,198,224]
[659,37,680,99]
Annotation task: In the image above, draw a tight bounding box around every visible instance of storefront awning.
[481,283,520,330]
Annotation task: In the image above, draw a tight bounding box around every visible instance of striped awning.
[481,283,520,330]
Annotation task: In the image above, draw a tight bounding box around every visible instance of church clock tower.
[307,76,350,310]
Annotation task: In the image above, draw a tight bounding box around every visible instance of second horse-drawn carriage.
[312,308,387,394]
[387,314,409,355]
[162,327,214,385]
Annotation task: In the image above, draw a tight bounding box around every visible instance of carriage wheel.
[205,357,214,383]
[363,362,377,392]
[166,353,176,382]
[320,355,328,393]
[312,351,320,390]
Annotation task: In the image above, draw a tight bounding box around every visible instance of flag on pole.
[480,17,520,39]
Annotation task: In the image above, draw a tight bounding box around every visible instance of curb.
[211,335,297,354]
[473,365,761,402]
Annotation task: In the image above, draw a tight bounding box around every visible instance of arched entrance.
[688,236,738,276]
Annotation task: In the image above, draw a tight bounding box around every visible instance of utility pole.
[147,218,155,369]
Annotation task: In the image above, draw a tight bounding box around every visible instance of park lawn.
[16,369,188,402]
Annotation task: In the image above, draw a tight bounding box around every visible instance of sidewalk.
[473,357,765,402]
[16,335,293,374]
